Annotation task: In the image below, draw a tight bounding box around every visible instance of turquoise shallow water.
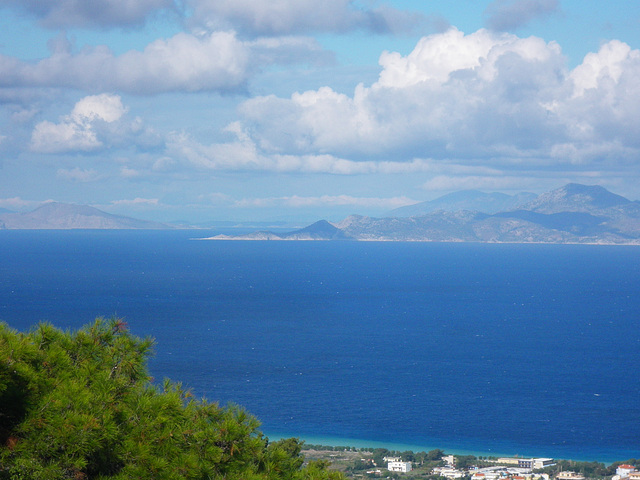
[1,230,639,462]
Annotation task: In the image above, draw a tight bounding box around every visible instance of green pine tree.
[0,318,344,480]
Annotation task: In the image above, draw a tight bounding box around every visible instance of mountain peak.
[283,220,351,240]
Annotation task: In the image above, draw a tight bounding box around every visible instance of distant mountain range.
[211,184,640,244]
[4,185,640,243]
[0,202,169,229]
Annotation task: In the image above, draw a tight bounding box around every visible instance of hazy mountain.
[521,183,632,213]
[388,190,537,216]
[0,202,170,229]
[214,184,640,244]
[280,220,352,240]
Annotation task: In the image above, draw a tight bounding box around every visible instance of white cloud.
[377,28,507,87]
[0,32,252,95]
[0,30,333,95]
[112,32,249,94]
[166,126,462,175]
[229,28,640,171]
[237,28,566,159]
[30,94,127,153]
[569,40,638,97]
[0,0,173,28]
[71,94,127,123]
[31,120,101,153]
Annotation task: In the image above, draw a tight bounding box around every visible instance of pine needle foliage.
[0,318,344,480]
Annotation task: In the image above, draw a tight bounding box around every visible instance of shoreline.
[263,432,637,466]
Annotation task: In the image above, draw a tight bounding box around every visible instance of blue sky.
[1,0,639,223]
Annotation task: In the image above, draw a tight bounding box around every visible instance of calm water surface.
[1,230,638,462]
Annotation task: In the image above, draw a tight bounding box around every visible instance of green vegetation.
[0,318,345,480]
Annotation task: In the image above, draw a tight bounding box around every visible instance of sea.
[1,230,639,463]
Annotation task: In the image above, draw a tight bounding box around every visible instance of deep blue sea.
[1,230,639,463]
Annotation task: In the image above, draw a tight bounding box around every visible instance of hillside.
[0,202,170,229]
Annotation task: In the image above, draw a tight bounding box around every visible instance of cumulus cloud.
[30,93,159,154]
[0,0,173,28]
[237,29,563,159]
[568,40,638,96]
[186,0,426,37]
[31,94,127,153]
[226,28,640,173]
[484,0,559,32]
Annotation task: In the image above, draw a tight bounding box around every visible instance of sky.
[1,0,639,223]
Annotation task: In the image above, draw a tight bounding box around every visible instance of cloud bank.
[0,0,174,28]
[0,32,252,95]
[25,27,640,186]
[0,0,426,37]
[222,28,640,171]
[185,0,426,37]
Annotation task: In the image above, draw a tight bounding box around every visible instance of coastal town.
[301,446,639,480]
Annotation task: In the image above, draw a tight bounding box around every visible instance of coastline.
[263,432,638,466]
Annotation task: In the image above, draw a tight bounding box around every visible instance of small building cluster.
[432,457,555,480]
[612,465,640,480]
[371,453,638,479]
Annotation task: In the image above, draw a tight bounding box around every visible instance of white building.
[617,466,637,478]
[388,460,413,473]
[533,459,556,469]
[498,458,555,470]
